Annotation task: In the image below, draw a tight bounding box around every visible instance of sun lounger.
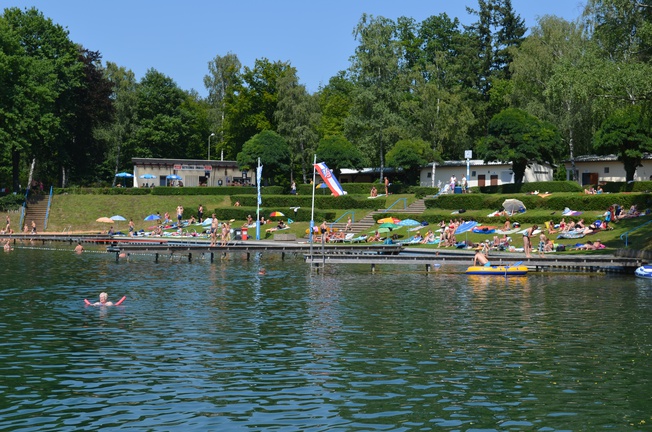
[345,234,368,243]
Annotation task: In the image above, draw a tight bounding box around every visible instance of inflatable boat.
[635,265,652,279]
[466,264,528,276]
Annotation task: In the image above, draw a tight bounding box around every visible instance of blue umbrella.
[166,174,182,180]
[397,218,421,228]
[144,214,161,221]
[115,172,134,178]
[110,215,127,221]
[139,174,156,179]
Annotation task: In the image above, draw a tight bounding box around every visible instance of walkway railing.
[620,219,652,247]
[329,210,355,230]
[44,186,53,231]
[381,198,407,213]
[19,188,30,231]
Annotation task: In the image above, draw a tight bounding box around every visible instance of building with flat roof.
[131,158,254,187]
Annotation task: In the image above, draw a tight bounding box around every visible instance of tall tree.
[0,7,83,191]
[275,67,320,184]
[223,58,292,159]
[57,48,114,186]
[94,62,139,185]
[346,14,407,180]
[511,16,595,178]
[317,72,354,139]
[203,52,241,159]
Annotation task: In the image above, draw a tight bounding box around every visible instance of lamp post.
[208,132,215,160]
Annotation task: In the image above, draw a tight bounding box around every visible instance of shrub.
[231,195,379,210]
[0,194,25,211]
[474,181,582,194]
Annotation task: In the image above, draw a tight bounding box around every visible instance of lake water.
[0,244,651,431]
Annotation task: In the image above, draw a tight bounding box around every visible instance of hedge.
[472,181,583,194]
[205,206,334,223]
[53,186,284,196]
[426,192,652,212]
[601,181,652,193]
[231,195,380,210]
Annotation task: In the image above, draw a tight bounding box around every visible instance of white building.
[419,160,554,189]
[563,154,652,185]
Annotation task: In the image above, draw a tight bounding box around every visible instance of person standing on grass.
[176,205,184,225]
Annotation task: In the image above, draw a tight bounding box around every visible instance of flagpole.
[256,157,261,240]
[309,154,317,257]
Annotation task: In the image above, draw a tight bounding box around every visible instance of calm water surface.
[0,245,651,431]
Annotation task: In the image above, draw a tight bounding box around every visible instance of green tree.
[510,15,595,178]
[126,69,202,161]
[236,130,290,186]
[275,68,320,184]
[317,72,353,139]
[385,139,434,185]
[346,14,407,180]
[315,135,367,178]
[203,52,241,159]
[95,62,139,185]
[479,108,563,184]
[59,48,114,186]
[0,7,84,191]
[223,58,292,159]
[594,105,652,182]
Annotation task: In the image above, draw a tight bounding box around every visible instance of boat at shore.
[635,265,652,279]
[466,264,528,276]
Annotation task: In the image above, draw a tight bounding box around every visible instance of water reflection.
[0,247,651,430]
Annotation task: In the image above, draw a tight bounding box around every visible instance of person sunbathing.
[366,231,382,242]
[574,240,596,250]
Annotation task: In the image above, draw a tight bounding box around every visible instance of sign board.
[464,150,472,159]
[173,164,212,171]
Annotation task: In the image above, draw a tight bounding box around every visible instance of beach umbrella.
[110,215,127,221]
[166,174,182,180]
[397,218,421,228]
[115,172,134,178]
[455,220,479,235]
[503,199,526,215]
[377,217,400,224]
[270,211,285,217]
[96,217,114,223]
[144,214,161,221]
[201,217,214,226]
[369,227,392,234]
[379,222,399,230]
[139,173,156,179]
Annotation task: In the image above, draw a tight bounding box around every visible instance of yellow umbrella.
[96,217,114,223]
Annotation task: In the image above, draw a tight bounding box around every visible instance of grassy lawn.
[2,192,652,252]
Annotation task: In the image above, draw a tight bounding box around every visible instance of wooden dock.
[305,248,647,274]
[105,241,404,262]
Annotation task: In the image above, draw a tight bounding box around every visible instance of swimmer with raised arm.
[85,292,126,307]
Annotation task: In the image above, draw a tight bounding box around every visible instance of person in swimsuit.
[523,225,538,258]
[74,242,84,253]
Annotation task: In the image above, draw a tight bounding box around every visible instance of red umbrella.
[270,211,285,217]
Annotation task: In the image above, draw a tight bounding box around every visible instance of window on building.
[427,172,432,178]
[471,171,476,177]
[604,167,609,174]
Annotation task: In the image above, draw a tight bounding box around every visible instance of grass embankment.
[2,192,652,252]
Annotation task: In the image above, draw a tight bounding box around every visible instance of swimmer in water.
[94,292,113,306]
[85,292,126,306]
[74,242,84,253]
[258,268,266,275]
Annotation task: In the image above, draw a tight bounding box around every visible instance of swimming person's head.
[99,292,108,304]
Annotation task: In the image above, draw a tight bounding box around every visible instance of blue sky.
[5,0,585,96]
